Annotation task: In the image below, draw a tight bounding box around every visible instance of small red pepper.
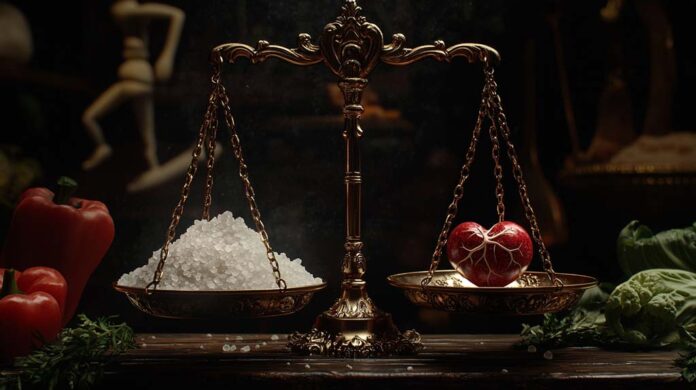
[0,267,67,363]
[0,177,115,324]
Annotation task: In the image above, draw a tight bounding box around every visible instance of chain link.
[487,119,506,222]
[202,95,219,221]
[146,82,219,294]
[483,64,560,287]
[213,65,287,291]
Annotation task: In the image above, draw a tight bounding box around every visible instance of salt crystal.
[304,364,311,369]
[286,362,291,366]
[235,335,244,341]
[206,333,213,338]
[199,345,205,349]
[406,366,413,371]
[117,211,323,290]
[501,369,508,374]
[346,364,353,370]
[543,350,553,360]
[240,345,251,353]
[150,335,156,340]
[527,345,537,353]
[255,344,260,349]
[262,342,267,346]
[140,343,147,347]
[225,336,230,341]
[271,334,280,341]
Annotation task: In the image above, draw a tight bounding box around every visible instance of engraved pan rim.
[386,270,597,294]
[113,282,327,319]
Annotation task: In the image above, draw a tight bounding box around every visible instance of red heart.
[446,221,533,287]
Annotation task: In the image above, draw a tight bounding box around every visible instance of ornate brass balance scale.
[115,0,597,357]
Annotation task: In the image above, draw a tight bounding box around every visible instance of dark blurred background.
[1,0,695,334]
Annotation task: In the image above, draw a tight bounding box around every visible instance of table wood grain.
[101,333,686,389]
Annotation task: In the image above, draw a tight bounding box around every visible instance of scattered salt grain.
[527,345,537,353]
[236,335,244,341]
[240,345,251,353]
[501,369,508,374]
[225,336,230,341]
[117,211,323,290]
[406,366,413,371]
[346,364,353,370]
[255,344,260,349]
[262,341,267,346]
[206,333,213,338]
[140,343,147,348]
[271,334,280,341]
[543,350,553,360]
[150,335,156,340]
[199,345,205,350]
[304,364,311,369]
[286,362,291,366]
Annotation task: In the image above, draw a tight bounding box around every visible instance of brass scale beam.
[212,0,499,357]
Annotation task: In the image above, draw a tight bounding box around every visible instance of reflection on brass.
[113,282,326,319]
[387,271,597,315]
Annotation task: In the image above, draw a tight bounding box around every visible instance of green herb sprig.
[519,283,622,350]
[1,314,135,390]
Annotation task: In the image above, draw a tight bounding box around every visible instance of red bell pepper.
[0,177,114,324]
[0,267,67,363]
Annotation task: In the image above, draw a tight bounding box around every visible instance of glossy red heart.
[446,221,533,287]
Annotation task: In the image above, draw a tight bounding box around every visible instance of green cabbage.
[617,220,696,276]
[605,269,696,347]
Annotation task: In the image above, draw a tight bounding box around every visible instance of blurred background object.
[81,0,194,193]
[0,3,32,64]
[0,0,694,334]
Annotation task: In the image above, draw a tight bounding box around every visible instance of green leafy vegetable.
[618,220,696,276]
[677,344,696,385]
[606,269,696,347]
[0,314,135,390]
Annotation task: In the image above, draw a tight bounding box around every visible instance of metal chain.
[213,65,287,291]
[487,118,506,222]
[421,78,489,287]
[202,96,219,221]
[483,64,561,286]
[146,81,219,294]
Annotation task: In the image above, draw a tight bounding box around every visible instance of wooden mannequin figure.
[82,0,185,188]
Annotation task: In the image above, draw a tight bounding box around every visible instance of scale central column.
[288,0,421,357]
[313,76,390,335]
[289,76,421,357]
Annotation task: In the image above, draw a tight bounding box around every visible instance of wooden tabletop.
[99,333,687,389]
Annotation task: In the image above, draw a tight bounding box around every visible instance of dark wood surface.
[100,333,687,389]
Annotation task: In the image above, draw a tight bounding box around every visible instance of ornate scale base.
[288,326,422,358]
[289,280,422,357]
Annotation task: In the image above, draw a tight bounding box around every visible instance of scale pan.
[387,270,596,315]
[114,282,327,319]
